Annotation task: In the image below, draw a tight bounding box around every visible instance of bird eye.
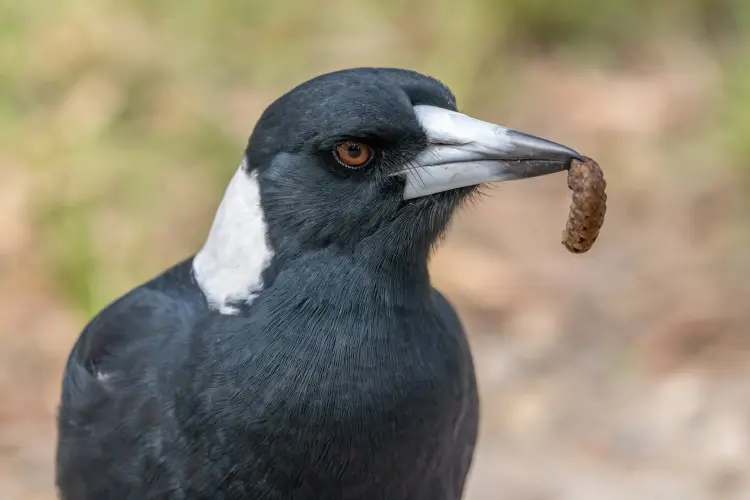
[333,140,373,168]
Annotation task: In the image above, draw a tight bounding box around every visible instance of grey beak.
[394,105,583,200]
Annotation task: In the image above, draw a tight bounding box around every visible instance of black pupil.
[347,143,362,158]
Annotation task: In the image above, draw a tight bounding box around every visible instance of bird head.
[194,68,581,312]
[244,68,581,261]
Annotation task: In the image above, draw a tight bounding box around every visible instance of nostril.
[428,138,470,146]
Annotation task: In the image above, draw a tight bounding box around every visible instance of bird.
[55,67,582,500]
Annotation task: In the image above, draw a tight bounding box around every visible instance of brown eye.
[333,140,373,168]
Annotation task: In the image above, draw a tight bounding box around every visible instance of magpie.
[55,67,582,500]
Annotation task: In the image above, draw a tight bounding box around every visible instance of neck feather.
[193,162,273,315]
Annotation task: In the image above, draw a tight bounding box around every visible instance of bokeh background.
[2,0,750,498]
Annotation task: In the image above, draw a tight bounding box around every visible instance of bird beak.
[394,105,583,200]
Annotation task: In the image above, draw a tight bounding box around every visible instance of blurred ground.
[1,1,750,499]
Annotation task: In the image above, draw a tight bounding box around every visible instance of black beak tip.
[563,146,585,167]
[566,152,584,168]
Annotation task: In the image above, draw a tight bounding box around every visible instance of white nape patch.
[193,161,273,315]
[413,105,514,154]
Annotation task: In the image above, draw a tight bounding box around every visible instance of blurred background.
[1,0,750,498]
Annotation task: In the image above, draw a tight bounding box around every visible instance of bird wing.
[56,261,200,498]
[63,261,199,389]
[62,287,190,397]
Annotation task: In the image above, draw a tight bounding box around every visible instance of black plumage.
[56,67,581,499]
[57,68,478,500]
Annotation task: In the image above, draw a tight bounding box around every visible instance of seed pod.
[562,156,607,253]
